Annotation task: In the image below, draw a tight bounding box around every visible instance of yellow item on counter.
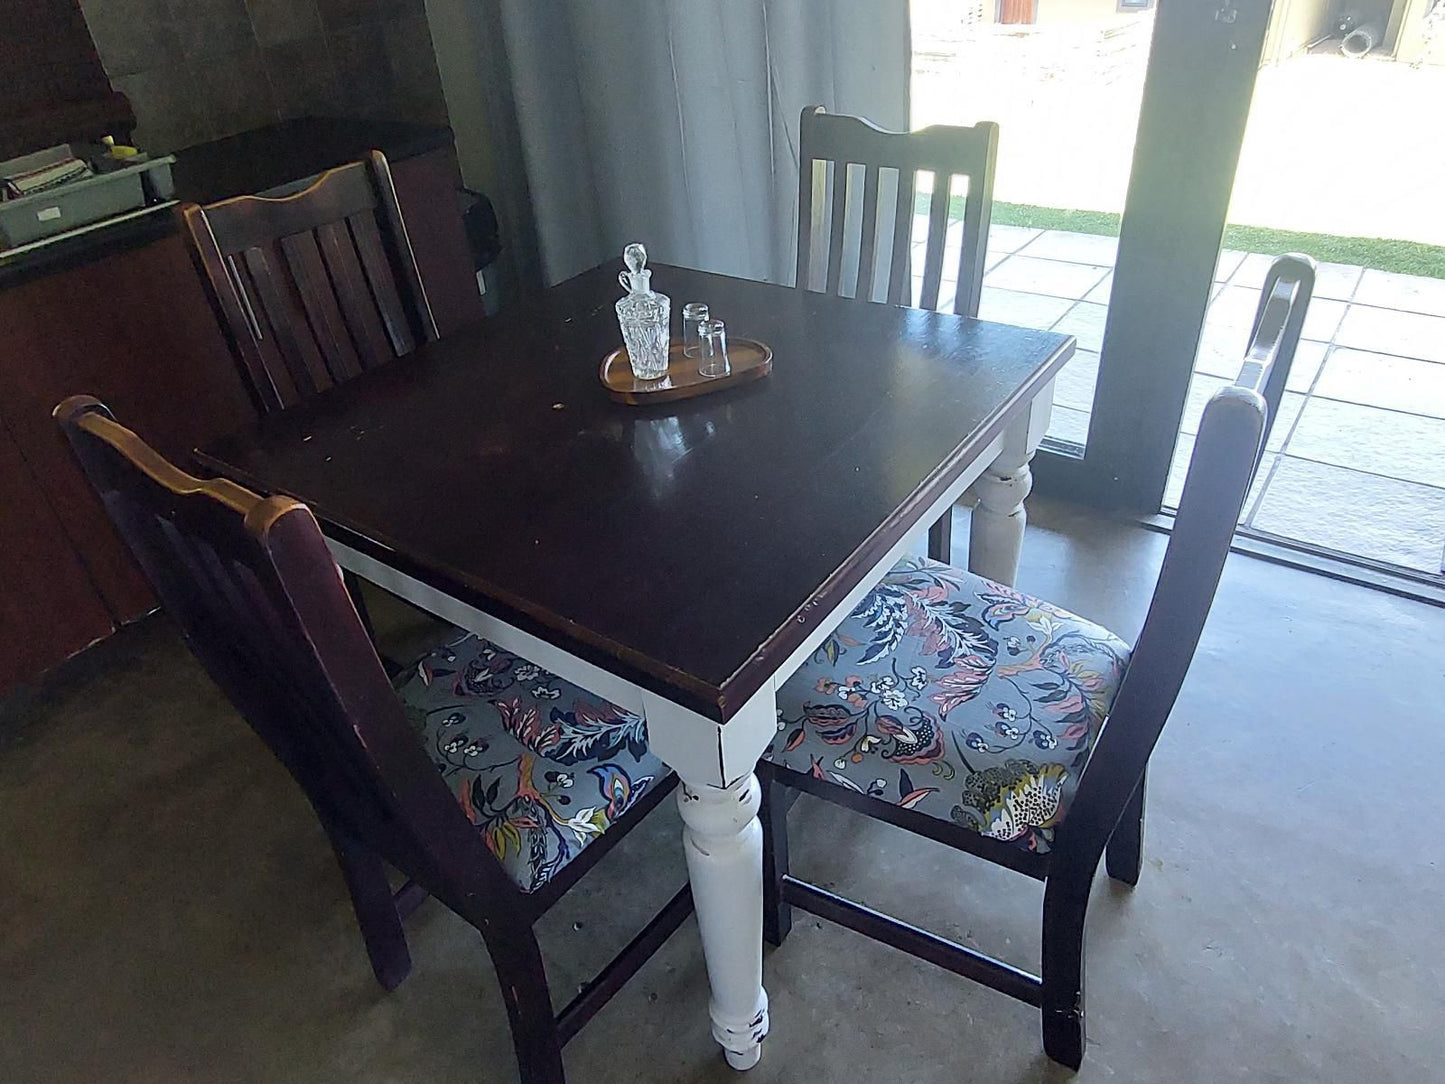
[102,136,140,159]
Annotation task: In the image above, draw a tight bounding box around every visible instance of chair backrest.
[52,395,504,900]
[795,105,998,316]
[183,150,440,416]
[1058,254,1318,861]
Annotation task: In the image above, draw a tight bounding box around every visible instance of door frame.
[1030,0,1276,512]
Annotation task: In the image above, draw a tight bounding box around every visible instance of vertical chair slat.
[953,123,999,318]
[229,255,300,409]
[316,220,395,370]
[856,165,881,302]
[242,245,330,399]
[350,211,417,356]
[887,168,917,306]
[282,229,363,383]
[796,156,818,290]
[824,161,850,296]
[919,176,952,312]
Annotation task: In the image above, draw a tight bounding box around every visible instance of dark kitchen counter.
[0,117,454,291]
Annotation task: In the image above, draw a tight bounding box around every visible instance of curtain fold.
[494,0,910,286]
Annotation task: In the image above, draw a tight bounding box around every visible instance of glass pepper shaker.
[615,243,671,381]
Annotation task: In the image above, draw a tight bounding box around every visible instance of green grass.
[918,195,1445,279]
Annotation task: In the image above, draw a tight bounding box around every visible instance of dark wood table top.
[198,264,1073,721]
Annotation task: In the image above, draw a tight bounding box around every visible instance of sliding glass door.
[913,0,1278,512]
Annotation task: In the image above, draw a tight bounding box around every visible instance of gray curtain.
[493,0,910,286]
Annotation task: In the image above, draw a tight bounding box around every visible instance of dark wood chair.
[795,104,999,563]
[183,150,443,652]
[759,255,1317,1069]
[54,396,693,1084]
[182,150,440,416]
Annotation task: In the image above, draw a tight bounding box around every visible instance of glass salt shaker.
[698,318,730,378]
[682,302,709,357]
[615,243,671,381]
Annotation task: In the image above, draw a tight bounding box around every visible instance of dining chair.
[795,104,999,564]
[182,150,440,417]
[760,254,1318,1069]
[54,396,691,1084]
[183,150,441,653]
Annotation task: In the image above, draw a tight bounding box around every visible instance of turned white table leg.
[968,380,1053,586]
[678,775,769,1069]
[641,688,778,1071]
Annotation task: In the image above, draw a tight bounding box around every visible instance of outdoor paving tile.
[1353,268,1445,318]
[1287,397,1445,488]
[1302,297,1347,341]
[1284,340,1329,392]
[1018,229,1119,266]
[1194,325,1250,379]
[1180,373,1301,451]
[987,224,1042,255]
[1250,456,1445,574]
[984,255,1109,300]
[1207,285,1266,331]
[1215,249,1247,282]
[1046,403,1091,445]
[1335,304,1445,364]
[1050,301,1109,351]
[978,286,1075,330]
[1208,286,1342,341]
[1205,283,1343,339]
[1230,252,1274,288]
[1084,272,1112,304]
[1312,261,1365,301]
[1193,331,1326,392]
[1314,347,1445,418]
[1165,432,1274,513]
[1052,349,1099,411]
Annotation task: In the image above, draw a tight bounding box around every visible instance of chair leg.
[759,771,793,948]
[927,509,953,564]
[482,921,565,1084]
[1106,773,1146,887]
[324,823,413,991]
[1040,870,1092,1070]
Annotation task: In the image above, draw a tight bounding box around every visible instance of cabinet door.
[0,229,257,625]
[0,421,114,689]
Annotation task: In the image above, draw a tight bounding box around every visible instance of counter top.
[0,117,454,291]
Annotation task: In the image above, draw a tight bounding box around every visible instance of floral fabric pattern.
[395,632,666,892]
[769,557,1130,853]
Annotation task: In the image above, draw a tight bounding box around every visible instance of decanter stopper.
[620,242,651,292]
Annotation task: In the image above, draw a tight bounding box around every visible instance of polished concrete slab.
[3,497,1443,1083]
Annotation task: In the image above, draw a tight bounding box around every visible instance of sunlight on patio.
[911,2,1445,576]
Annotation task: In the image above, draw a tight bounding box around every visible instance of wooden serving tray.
[600,337,773,404]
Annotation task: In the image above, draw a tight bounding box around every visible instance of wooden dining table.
[197,261,1073,1071]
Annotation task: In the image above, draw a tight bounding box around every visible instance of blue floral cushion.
[394,632,668,892]
[769,557,1130,853]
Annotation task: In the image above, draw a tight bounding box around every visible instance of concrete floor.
[3,497,1443,1083]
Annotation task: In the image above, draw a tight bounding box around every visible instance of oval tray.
[600,337,773,405]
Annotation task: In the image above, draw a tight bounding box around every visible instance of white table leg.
[641,687,778,1071]
[968,380,1053,586]
[678,774,768,1069]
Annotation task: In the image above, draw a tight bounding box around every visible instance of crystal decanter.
[615,243,671,380]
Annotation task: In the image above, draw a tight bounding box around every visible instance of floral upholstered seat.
[394,633,668,892]
[769,557,1131,854]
